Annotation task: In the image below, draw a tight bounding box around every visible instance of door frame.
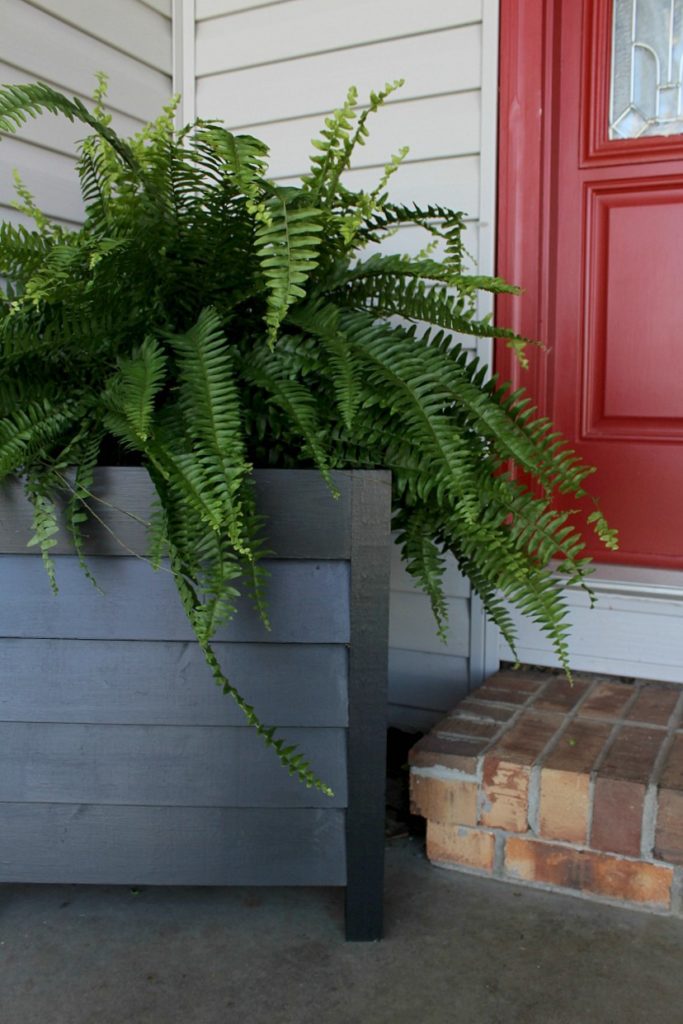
[494,0,683,680]
[496,0,683,590]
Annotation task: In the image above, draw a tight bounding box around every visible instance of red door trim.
[495,0,558,410]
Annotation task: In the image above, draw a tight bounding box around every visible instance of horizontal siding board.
[0,62,145,156]
[361,220,480,265]
[0,468,352,558]
[197,25,481,126]
[389,591,470,656]
[138,0,172,16]
[0,639,348,726]
[0,202,80,231]
[196,0,482,74]
[1,1,171,121]
[0,804,346,885]
[0,556,350,642]
[335,156,480,221]
[388,704,442,732]
[234,92,480,180]
[390,539,470,599]
[388,648,469,711]
[0,722,347,806]
[0,137,82,222]
[23,0,173,73]
[197,0,297,17]
[501,590,683,683]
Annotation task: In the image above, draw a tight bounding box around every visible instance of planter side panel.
[0,470,389,911]
[1,805,346,886]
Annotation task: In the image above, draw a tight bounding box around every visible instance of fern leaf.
[255,190,323,344]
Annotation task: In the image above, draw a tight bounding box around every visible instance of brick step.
[409,670,683,913]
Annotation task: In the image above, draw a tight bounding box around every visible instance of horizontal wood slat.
[197,25,481,127]
[0,468,352,558]
[196,0,482,74]
[0,804,346,885]
[0,722,347,806]
[0,639,348,726]
[0,556,350,642]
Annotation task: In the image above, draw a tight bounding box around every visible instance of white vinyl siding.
[0,0,173,226]
[501,567,683,684]
[193,0,500,727]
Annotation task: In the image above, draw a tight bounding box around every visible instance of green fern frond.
[255,191,324,344]
[26,483,60,594]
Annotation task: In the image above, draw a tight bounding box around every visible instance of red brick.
[410,775,478,826]
[481,757,530,831]
[655,788,683,865]
[426,822,495,872]
[600,725,666,784]
[469,684,530,707]
[408,735,484,774]
[455,699,518,723]
[505,837,673,907]
[580,682,634,720]
[534,677,591,713]
[542,719,612,773]
[538,768,590,844]
[435,715,502,741]
[592,777,645,857]
[626,685,680,727]
[493,710,564,765]
[659,733,683,792]
[487,669,548,694]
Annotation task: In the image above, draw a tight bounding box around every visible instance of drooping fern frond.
[0,77,618,792]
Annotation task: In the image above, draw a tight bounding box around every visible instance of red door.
[497,0,683,568]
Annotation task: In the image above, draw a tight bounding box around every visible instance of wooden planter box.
[0,468,391,940]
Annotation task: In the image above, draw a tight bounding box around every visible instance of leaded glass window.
[610,0,683,138]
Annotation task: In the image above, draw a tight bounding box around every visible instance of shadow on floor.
[2,834,683,1024]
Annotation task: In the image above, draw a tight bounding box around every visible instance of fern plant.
[0,78,617,792]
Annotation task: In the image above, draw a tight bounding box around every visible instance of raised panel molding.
[583,178,683,441]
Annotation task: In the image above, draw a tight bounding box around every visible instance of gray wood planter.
[0,468,391,940]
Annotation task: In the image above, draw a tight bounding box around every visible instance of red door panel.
[497,0,683,568]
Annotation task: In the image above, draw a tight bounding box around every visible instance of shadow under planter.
[0,468,391,941]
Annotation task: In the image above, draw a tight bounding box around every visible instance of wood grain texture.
[0,556,350,643]
[0,639,348,726]
[345,471,391,940]
[0,468,352,558]
[0,722,347,806]
[0,804,346,885]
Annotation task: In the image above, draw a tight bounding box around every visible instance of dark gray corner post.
[345,471,392,941]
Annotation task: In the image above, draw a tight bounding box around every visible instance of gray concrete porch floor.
[1,836,682,1024]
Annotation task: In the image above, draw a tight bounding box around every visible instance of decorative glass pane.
[610,0,683,138]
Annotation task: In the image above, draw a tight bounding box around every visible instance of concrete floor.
[1,836,682,1024]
